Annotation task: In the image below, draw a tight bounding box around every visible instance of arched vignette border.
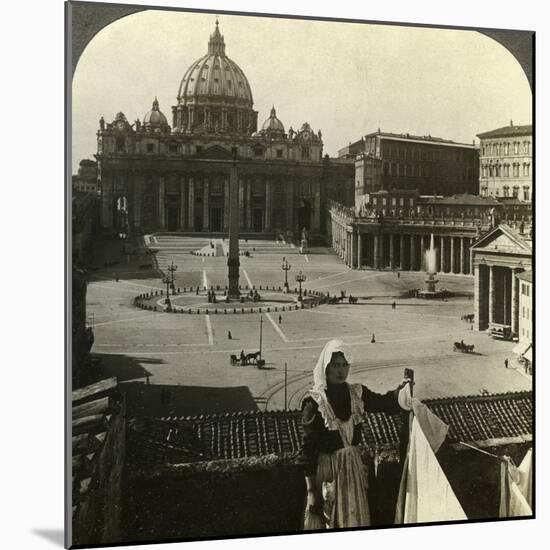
[67,1,533,90]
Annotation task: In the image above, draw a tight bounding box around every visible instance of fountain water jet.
[418,233,448,299]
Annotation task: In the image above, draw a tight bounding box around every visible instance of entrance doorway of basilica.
[194,215,203,232]
[167,207,179,232]
[253,209,264,232]
[210,208,223,232]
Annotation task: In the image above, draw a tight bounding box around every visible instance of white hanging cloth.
[498,449,532,517]
[394,392,467,524]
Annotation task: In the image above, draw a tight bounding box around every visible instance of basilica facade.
[96,22,354,239]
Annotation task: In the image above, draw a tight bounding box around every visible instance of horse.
[245,351,261,365]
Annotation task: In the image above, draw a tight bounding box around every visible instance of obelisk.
[227,159,240,298]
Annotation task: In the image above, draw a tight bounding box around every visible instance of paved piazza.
[87,235,531,414]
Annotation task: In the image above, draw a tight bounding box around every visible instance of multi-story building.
[96,22,353,240]
[514,271,532,372]
[477,123,532,202]
[338,130,479,201]
[72,159,98,193]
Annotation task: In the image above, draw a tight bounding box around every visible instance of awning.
[513,342,532,362]
[513,343,527,356]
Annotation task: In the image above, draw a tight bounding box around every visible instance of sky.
[71,10,532,173]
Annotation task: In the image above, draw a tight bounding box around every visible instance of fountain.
[418,234,448,299]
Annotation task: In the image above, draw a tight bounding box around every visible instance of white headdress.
[305,339,363,430]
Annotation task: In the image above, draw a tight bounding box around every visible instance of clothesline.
[459,441,503,460]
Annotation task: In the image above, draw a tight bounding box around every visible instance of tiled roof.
[133,391,532,464]
[419,193,501,206]
[477,124,532,139]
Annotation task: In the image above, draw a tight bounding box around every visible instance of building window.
[523,163,530,177]
[503,186,509,198]
[504,143,510,155]
[116,138,125,152]
[524,141,530,155]
[301,147,310,160]
[523,187,530,201]
[169,142,178,153]
[276,149,283,158]
[513,186,519,198]
[255,148,264,157]
[514,142,519,154]
[513,164,519,177]
[504,164,510,177]
[196,145,202,153]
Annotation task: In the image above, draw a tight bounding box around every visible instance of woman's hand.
[307,489,323,515]
[398,377,414,390]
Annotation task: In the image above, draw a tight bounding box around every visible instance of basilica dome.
[261,106,285,135]
[173,21,257,135]
[143,98,169,130]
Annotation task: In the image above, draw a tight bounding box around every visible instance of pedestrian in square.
[371,333,376,343]
[279,314,282,324]
[504,358,509,369]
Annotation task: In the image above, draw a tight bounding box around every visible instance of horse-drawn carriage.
[230,351,265,367]
[453,341,475,353]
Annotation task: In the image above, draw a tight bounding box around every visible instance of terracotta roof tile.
[135,391,532,463]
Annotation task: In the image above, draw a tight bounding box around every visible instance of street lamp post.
[295,270,306,303]
[164,261,178,306]
[281,257,291,293]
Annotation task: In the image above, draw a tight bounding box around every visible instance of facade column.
[246,180,252,230]
[133,174,142,230]
[511,268,520,336]
[399,234,405,270]
[187,176,194,231]
[440,236,446,273]
[459,238,466,274]
[357,233,362,268]
[179,177,186,230]
[468,239,473,275]
[379,233,385,268]
[158,176,165,230]
[409,234,416,270]
[223,177,230,231]
[450,237,455,274]
[474,265,483,330]
[374,234,379,269]
[420,235,426,272]
[389,234,395,269]
[202,177,209,231]
[238,179,245,230]
[313,181,321,232]
[488,265,496,325]
[265,178,272,232]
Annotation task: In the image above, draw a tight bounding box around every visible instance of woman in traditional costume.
[300,339,411,529]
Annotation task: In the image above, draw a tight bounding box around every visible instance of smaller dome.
[143,98,168,130]
[261,106,285,134]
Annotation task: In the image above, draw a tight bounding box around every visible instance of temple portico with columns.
[470,224,532,335]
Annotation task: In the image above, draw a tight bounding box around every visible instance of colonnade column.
[450,237,455,274]
[374,234,379,269]
[488,265,495,325]
[158,176,165,230]
[389,234,395,269]
[187,176,194,231]
[511,268,519,336]
[459,238,465,274]
[440,236,446,273]
[420,235,425,272]
[357,233,362,269]
[379,233,385,268]
[410,235,416,270]
[202,177,209,231]
[474,265,483,330]
[399,235,405,270]
[179,177,186,230]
